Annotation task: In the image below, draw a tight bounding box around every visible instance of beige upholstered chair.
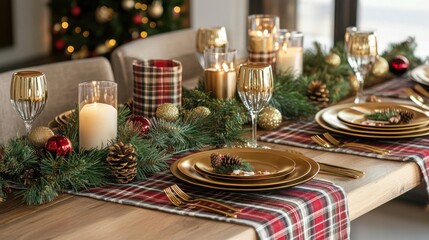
[0,57,114,144]
[111,28,202,103]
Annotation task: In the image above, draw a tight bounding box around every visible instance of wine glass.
[196,27,228,68]
[10,71,48,134]
[345,27,378,103]
[237,63,274,148]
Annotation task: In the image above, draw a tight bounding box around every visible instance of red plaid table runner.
[259,121,429,196]
[68,153,350,240]
[133,59,182,117]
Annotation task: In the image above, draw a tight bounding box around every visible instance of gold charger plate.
[175,149,311,187]
[316,103,429,138]
[337,103,429,128]
[170,150,319,191]
[193,151,296,180]
[193,164,293,182]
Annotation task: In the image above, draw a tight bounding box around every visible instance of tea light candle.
[276,45,303,76]
[204,62,236,99]
[79,102,117,150]
[248,30,275,52]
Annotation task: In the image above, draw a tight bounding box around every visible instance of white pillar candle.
[79,102,117,150]
[276,46,303,77]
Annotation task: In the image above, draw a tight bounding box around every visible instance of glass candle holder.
[248,14,279,52]
[78,81,117,150]
[276,30,304,77]
[203,48,237,99]
[196,27,228,68]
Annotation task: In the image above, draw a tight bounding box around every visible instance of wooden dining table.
[0,77,424,239]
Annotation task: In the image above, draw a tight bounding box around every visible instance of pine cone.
[221,154,242,167]
[399,111,415,124]
[106,142,137,184]
[20,169,35,186]
[307,80,330,108]
[210,153,223,168]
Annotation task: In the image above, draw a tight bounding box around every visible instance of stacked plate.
[411,65,429,86]
[48,110,75,129]
[315,102,429,138]
[171,148,319,191]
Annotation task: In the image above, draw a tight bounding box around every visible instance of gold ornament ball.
[28,126,55,148]
[372,56,389,77]
[191,106,211,118]
[325,53,341,67]
[348,74,359,94]
[156,103,179,122]
[258,107,282,130]
[148,0,164,18]
[121,0,135,11]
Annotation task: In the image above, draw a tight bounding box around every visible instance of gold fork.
[404,88,429,110]
[414,84,429,98]
[322,132,390,155]
[311,135,387,155]
[170,184,241,213]
[163,188,237,218]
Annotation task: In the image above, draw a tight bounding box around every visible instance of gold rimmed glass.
[10,71,48,134]
[238,63,274,148]
[196,27,228,68]
[345,27,378,103]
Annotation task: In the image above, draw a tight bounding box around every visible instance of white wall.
[0,0,51,68]
[190,0,248,58]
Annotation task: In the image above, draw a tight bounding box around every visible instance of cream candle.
[79,102,117,150]
[276,46,303,76]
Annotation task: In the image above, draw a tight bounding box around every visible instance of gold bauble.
[348,74,359,95]
[28,126,55,148]
[258,106,282,130]
[95,6,115,23]
[156,103,179,122]
[190,106,211,118]
[325,53,341,67]
[371,56,389,77]
[121,0,135,11]
[148,0,164,18]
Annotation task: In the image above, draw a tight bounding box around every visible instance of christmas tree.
[49,0,188,59]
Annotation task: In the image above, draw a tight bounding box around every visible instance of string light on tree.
[148,0,164,18]
[121,0,135,11]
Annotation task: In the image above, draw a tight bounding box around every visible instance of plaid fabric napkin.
[68,153,350,240]
[259,121,429,196]
[133,59,182,117]
[248,50,277,66]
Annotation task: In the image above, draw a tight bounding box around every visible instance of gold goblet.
[345,27,378,103]
[196,27,228,68]
[10,71,48,134]
[237,63,274,148]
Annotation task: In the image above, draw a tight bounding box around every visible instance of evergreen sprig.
[214,161,253,175]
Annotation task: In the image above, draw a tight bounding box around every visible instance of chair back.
[0,57,114,144]
[111,28,201,103]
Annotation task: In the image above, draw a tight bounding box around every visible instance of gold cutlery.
[404,88,429,110]
[163,187,237,218]
[170,184,241,213]
[414,84,429,98]
[311,134,388,155]
[322,132,390,155]
[319,168,362,179]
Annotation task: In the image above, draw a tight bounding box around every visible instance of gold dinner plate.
[171,150,319,191]
[194,164,293,182]
[316,103,429,138]
[411,65,429,86]
[193,151,296,180]
[175,149,312,187]
[48,120,60,129]
[337,103,429,128]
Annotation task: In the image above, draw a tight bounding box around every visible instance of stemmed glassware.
[10,71,48,134]
[237,63,274,148]
[345,27,378,103]
[196,27,228,68]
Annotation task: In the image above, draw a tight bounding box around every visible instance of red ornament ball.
[45,135,73,157]
[55,39,66,50]
[132,14,143,25]
[389,55,409,76]
[71,6,82,17]
[128,115,151,135]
